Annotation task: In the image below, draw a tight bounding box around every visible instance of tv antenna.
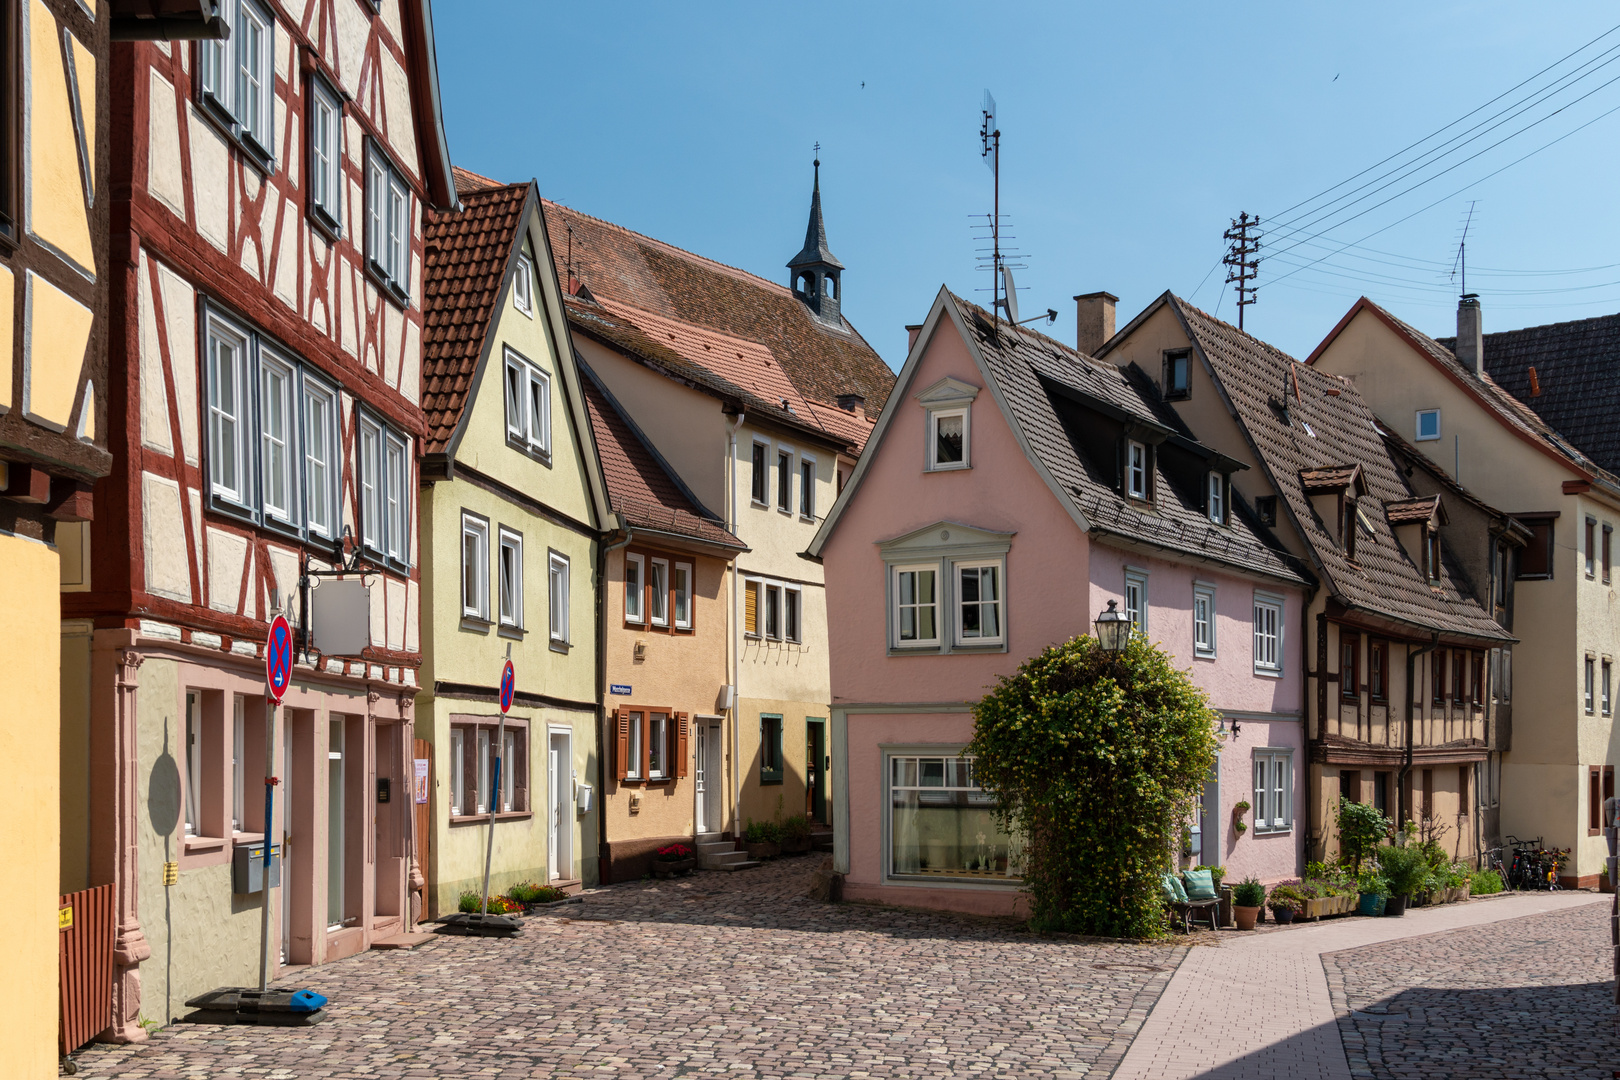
[1222,212,1262,331]
[1450,201,1477,297]
[973,90,1029,332]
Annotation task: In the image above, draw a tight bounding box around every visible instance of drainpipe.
[726,412,746,838]
[1399,633,1441,828]
[597,521,634,883]
[1302,596,1320,867]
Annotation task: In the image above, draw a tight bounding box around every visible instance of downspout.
[1303,596,1321,866]
[726,412,746,838]
[1399,632,1441,828]
[597,521,634,883]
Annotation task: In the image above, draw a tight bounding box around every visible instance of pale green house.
[416,170,612,912]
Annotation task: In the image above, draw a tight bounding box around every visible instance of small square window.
[1416,409,1441,442]
[928,408,969,470]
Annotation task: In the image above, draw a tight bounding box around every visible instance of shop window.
[888,755,1020,882]
[450,721,527,816]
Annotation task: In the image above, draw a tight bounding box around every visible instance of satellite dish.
[1001,264,1020,325]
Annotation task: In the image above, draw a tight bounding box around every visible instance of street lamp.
[1094,599,1131,655]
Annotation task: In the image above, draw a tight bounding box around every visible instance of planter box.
[781,837,811,855]
[1301,894,1356,920]
[653,857,697,878]
[746,842,780,860]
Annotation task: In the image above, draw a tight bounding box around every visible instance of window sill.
[505,435,553,468]
[925,464,971,474]
[1194,650,1217,661]
[497,624,527,641]
[951,641,1006,652]
[231,832,266,846]
[365,263,411,310]
[195,94,276,177]
[207,493,260,529]
[619,777,678,787]
[1252,826,1293,836]
[449,811,532,825]
[799,515,817,525]
[308,206,342,246]
[759,776,783,786]
[750,500,770,511]
[184,835,228,853]
[549,638,571,654]
[1254,667,1284,680]
[888,645,942,656]
[460,616,493,634]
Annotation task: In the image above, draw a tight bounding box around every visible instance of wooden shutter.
[675,712,690,778]
[613,709,629,781]
[744,580,759,635]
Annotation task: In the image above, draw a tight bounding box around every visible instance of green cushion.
[1182,868,1217,901]
[1161,872,1188,904]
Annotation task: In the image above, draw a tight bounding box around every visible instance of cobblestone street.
[1327,899,1617,1080]
[74,859,1181,1079]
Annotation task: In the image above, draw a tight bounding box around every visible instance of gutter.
[596,520,634,883]
[1399,633,1441,827]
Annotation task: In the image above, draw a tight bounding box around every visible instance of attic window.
[1423,526,1441,584]
[1126,441,1150,501]
[1416,409,1441,442]
[1206,472,1225,525]
[1165,351,1191,401]
[1342,497,1359,561]
[514,254,534,316]
[1256,496,1278,527]
[928,408,969,471]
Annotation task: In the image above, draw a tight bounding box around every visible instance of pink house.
[808,289,1310,916]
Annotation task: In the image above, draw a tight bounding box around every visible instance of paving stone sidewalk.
[1112,890,1607,1080]
[72,859,1182,1079]
[1327,899,1617,1080]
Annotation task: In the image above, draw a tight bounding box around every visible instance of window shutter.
[614,709,629,782]
[675,712,690,778]
[744,580,759,635]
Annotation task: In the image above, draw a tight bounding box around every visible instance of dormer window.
[1165,351,1191,401]
[1342,497,1358,561]
[1126,441,1149,500]
[1424,526,1441,583]
[1207,472,1225,524]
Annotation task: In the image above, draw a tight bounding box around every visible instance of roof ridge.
[541,197,794,298]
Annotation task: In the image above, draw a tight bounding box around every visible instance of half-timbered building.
[61,0,457,1040]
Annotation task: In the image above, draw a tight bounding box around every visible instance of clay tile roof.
[1169,294,1510,643]
[539,197,894,451]
[452,165,505,194]
[1384,495,1442,525]
[420,179,531,454]
[1435,310,1620,475]
[581,369,745,552]
[1301,465,1362,492]
[946,292,1309,586]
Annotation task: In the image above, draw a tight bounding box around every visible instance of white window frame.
[449,727,466,816]
[776,447,794,513]
[1124,569,1149,637]
[359,417,382,552]
[201,0,275,161]
[1253,591,1284,677]
[799,454,816,520]
[927,406,969,471]
[1416,408,1441,442]
[648,713,668,780]
[1252,749,1293,832]
[549,552,571,645]
[497,527,523,630]
[673,562,693,631]
[301,375,338,539]
[764,582,783,641]
[231,695,245,834]
[308,76,343,231]
[954,560,1004,647]
[649,558,670,627]
[892,563,941,649]
[259,350,297,525]
[1193,582,1217,658]
[885,751,1020,885]
[1585,655,1596,714]
[514,253,534,316]
[205,313,253,508]
[1605,658,1614,717]
[366,142,411,299]
[624,553,645,625]
[626,710,644,780]
[1126,440,1149,500]
[1207,472,1225,525]
[503,348,551,459]
[384,429,409,564]
[460,513,490,622]
[783,585,801,644]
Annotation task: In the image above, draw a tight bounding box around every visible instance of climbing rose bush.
[966,632,1221,938]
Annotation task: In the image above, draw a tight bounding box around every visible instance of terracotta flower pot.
[1234,905,1260,931]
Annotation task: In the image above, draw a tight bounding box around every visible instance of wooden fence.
[58,883,113,1056]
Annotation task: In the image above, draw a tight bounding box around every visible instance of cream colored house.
[542,161,892,852]
[1312,296,1620,885]
[416,170,612,909]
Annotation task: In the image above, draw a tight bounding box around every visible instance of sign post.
[480,656,515,917]
[259,615,292,993]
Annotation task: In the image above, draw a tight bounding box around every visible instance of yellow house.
[1311,296,1619,885]
[417,170,613,910]
[1,0,110,1070]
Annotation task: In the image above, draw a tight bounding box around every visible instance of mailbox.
[232,843,282,894]
[576,782,593,814]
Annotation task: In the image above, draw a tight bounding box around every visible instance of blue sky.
[437,2,1620,369]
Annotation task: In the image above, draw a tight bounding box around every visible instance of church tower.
[787,156,845,325]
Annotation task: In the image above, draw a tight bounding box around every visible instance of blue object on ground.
[288,990,328,1013]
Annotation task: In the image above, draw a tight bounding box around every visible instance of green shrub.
[1267,884,1305,913]
[459,891,520,914]
[1336,798,1391,873]
[966,633,1220,938]
[744,819,781,844]
[1374,841,1429,897]
[1232,877,1266,907]
[1469,868,1503,895]
[1356,868,1390,897]
[781,814,812,842]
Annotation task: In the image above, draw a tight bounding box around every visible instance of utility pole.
[1223,212,1261,331]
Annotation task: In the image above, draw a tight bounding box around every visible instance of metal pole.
[481,711,505,916]
[258,700,278,992]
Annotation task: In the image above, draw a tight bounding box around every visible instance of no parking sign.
[266,614,293,704]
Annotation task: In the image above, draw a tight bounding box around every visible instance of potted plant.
[653,842,698,878]
[507,881,571,911]
[1267,883,1304,925]
[744,819,781,859]
[1233,800,1251,835]
[780,814,812,855]
[1356,870,1389,917]
[458,891,522,916]
[1232,877,1265,930]
[1375,840,1427,917]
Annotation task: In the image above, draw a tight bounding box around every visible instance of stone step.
[695,832,723,844]
[696,841,737,857]
[700,850,755,870]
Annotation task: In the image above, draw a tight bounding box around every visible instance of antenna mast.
[1223,212,1261,330]
[981,91,1002,330]
[1451,200,1477,297]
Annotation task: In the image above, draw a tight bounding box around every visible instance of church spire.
[788,151,844,324]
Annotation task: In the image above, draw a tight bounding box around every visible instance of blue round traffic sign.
[499,660,515,714]
[266,614,293,703]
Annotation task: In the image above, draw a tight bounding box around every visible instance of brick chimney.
[835,393,866,420]
[1456,294,1483,375]
[1075,292,1118,356]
